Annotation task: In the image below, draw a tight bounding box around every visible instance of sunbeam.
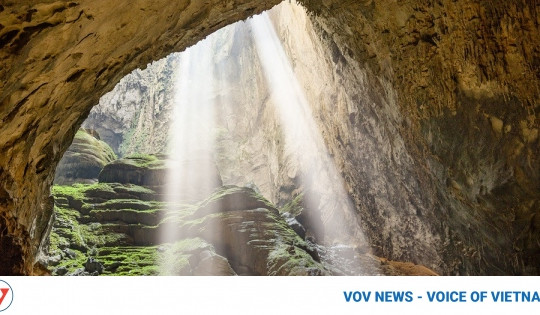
[156,2,376,275]
[160,37,222,275]
[250,7,377,274]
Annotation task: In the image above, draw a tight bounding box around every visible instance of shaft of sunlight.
[160,37,221,275]
[250,10,375,273]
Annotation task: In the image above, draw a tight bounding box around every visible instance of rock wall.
[80,2,540,275]
[296,0,539,274]
[82,55,179,157]
[82,19,292,207]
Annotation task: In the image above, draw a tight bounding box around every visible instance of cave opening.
[44,2,386,276]
[3,0,534,277]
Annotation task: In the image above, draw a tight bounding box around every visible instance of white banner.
[0,277,538,314]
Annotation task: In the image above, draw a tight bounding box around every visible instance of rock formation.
[46,155,434,276]
[294,0,539,275]
[82,55,179,156]
[54,129,116,185]
[0,0,538,275]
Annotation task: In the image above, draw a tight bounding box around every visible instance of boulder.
[84,257,104,274]
[190,185,278,219]
[98,155,168,187]
[54,130,117,185]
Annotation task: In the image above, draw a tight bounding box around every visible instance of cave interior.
[0,0,538,276]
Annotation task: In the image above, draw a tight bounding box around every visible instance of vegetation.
[47,177,325,276]
[52,184,87,200]
[279,192,304,216]
[197,185,277,212]
[157,238,214,275]
[122,153,164,169]
[267,242,324,276]
[97,246,159,276]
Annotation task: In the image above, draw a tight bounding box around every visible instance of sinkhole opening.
[43,1,427,276]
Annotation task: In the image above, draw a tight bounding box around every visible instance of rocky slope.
[45,155,435,276]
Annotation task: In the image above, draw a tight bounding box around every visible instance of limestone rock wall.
[74,1,539,274]
[82,54,179,157]
[297,0,539,274]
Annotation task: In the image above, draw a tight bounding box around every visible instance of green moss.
[74,130,117,163]
[84,182,116,194]
[122,154,164,169]
[97,246,159,275]
[280,193,304,216]
[52,206,86,246]
[48,230,66,254]
[52,183,118,200]
[159,203,199,225]
[79,223,128,247]
[52,185,86,200]
[168,238,211,253]
[96,198,161,210]
[157,238,213,275]
[196,185,277,214]
[48,177,319,276]
[267,242,324,276]
[114,184,156,195]
[54,249,89,273]
[126,153,157,160]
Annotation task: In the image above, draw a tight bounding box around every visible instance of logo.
[0,280,13,312]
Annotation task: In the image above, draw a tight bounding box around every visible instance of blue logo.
[0,280,13,312]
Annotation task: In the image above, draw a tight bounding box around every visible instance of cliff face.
[82,55,178,157]
[296,0,539,274]
[0,0,538,275]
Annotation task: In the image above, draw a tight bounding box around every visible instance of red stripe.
[0,288,9,306]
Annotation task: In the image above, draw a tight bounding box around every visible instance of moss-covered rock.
[48,181,435,276]
[173,186,329,275]
[279,192,324,242]
[47,182,331,275]
[54,129,117,185]
[158,238,236,276]
[190,185,278,219]
[97,246,160,276]
[97,154,223,200]
[98,154,168,186]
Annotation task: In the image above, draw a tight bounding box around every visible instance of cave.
[0,0,538,276]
